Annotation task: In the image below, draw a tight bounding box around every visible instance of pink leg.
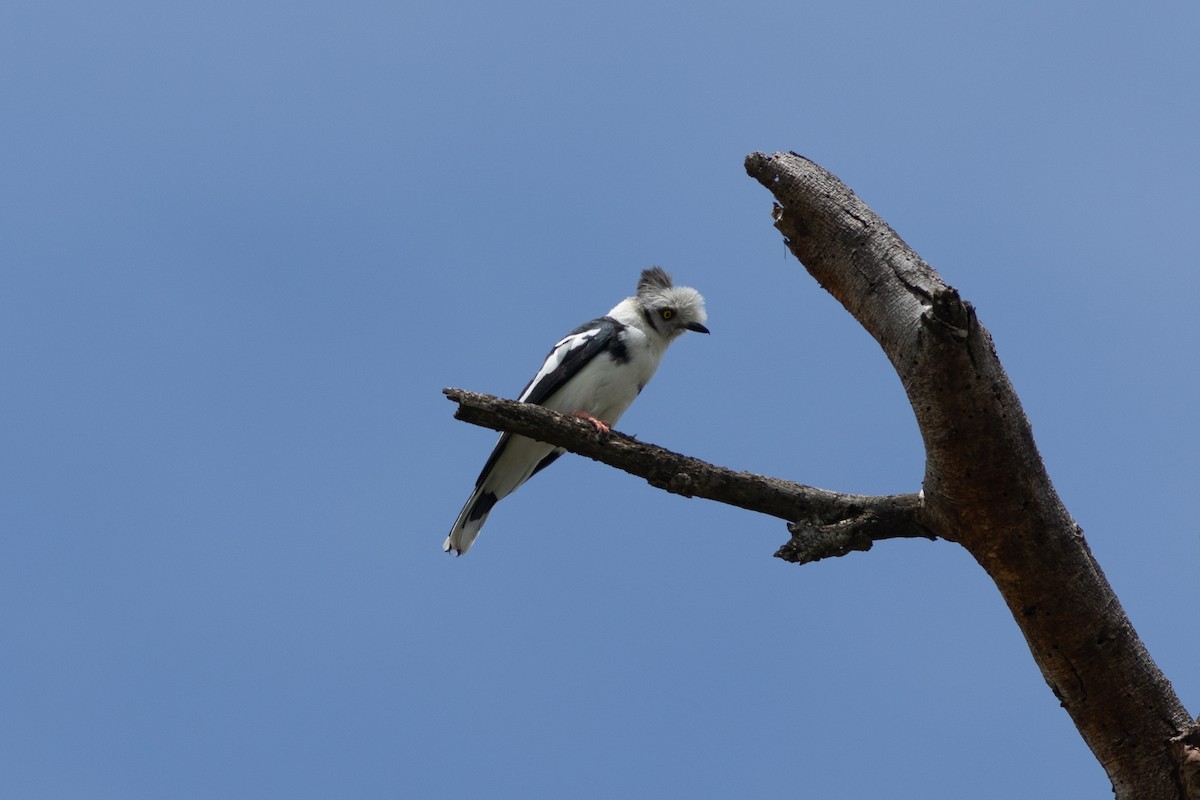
[572,411,611,433]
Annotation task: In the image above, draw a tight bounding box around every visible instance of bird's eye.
[660,309,674,321]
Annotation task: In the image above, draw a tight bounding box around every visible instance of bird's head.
[635,267,709,340]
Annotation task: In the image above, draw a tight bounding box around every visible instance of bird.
[444,267,709,556]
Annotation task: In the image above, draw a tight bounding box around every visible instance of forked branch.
[443,153,1197,798]
[743,151,1196,799]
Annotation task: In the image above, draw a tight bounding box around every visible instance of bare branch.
[443,153,1198,796]
[744,151,1196,798]
[1173,729,1200,800]
[444,388,934,563]
[782,494,930,564]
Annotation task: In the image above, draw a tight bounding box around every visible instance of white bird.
[444,267,709,556]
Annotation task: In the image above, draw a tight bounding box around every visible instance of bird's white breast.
[543,326,661,424]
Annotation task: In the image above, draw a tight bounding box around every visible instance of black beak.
[685,322,710,334]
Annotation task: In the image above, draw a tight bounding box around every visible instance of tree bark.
[743,151,1196,798]
[444,152,1199,798]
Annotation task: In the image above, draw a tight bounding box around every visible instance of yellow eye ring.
[660,309,674,320]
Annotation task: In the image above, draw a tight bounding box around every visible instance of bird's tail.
[443,486,499,556]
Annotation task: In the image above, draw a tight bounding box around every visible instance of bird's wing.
[516,316,623,406]
[465,316,621,491]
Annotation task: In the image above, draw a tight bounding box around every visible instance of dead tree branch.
[443,152,1197,798]
[744,151,1196,799]
[444,387,933,564]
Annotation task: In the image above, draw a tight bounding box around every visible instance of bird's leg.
[572,411,611,433]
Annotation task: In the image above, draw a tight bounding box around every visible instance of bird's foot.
[572,412,611,433]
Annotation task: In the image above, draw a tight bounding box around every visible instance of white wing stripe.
[518,328,601,402]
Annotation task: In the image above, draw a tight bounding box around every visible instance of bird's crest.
[637,267,674,296]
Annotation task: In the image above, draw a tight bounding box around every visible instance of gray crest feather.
[637,267,674,296]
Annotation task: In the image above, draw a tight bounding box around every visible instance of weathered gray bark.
[742,152,1197,799]
[444,152,1200,798]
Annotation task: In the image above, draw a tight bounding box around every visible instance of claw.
[572,411,611,433]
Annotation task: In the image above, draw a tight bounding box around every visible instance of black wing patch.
[470,317,625,491]
[517,316,626,406]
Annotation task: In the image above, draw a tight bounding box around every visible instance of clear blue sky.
[3,1,1197,797]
